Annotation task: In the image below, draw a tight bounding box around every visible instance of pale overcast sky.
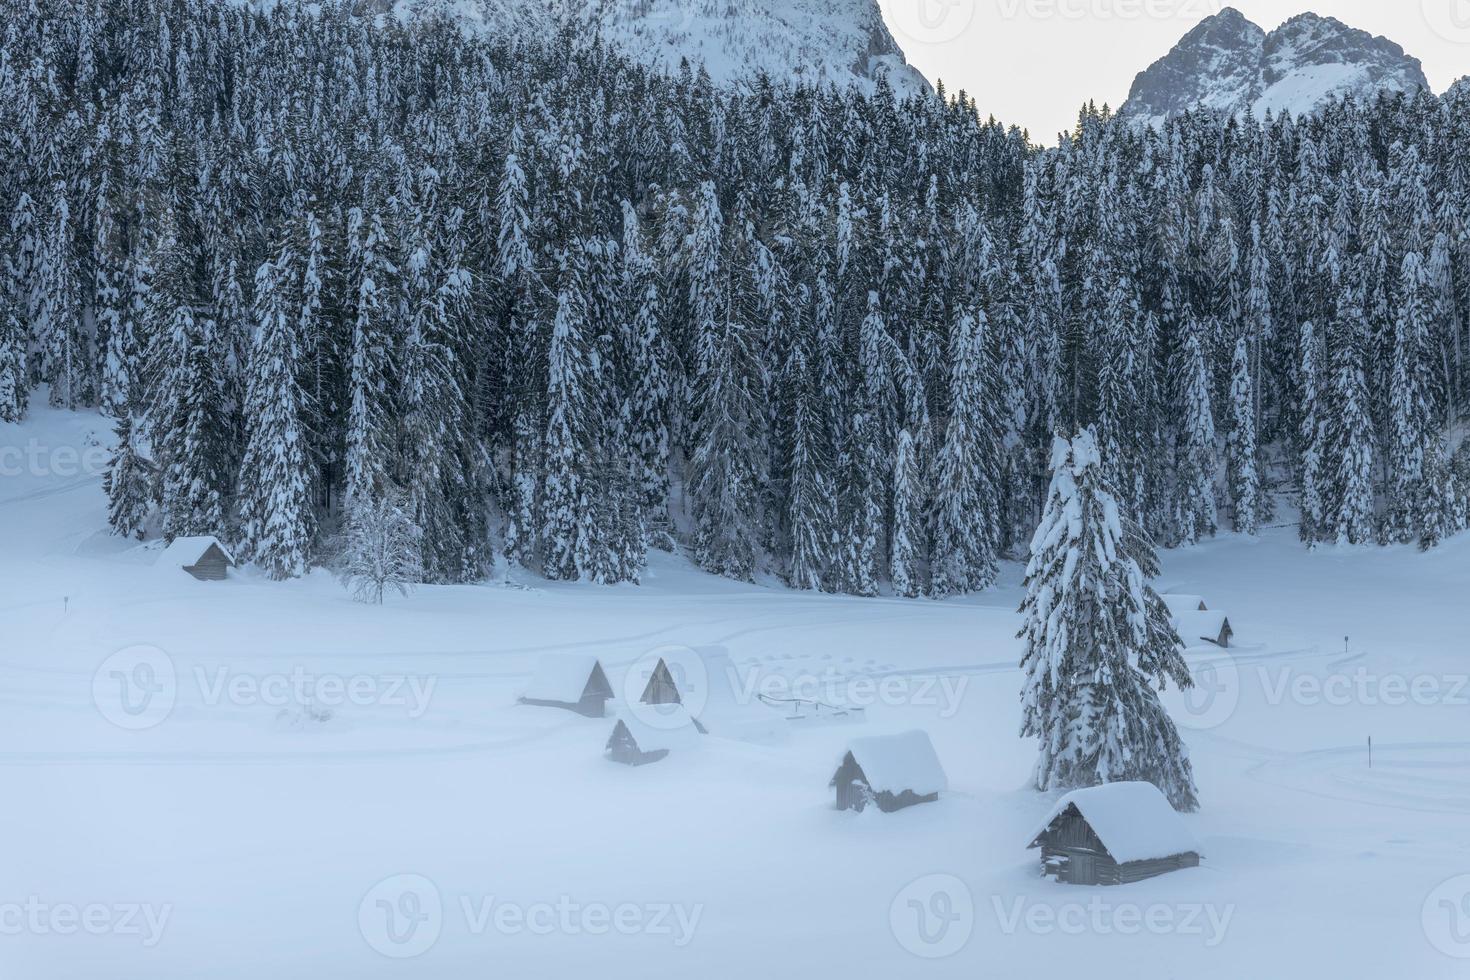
[878,0,1470,139]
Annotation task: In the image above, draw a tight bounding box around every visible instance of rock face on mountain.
[578,0,930,96]
[1118,8,1428,128]
[432,0,930,97]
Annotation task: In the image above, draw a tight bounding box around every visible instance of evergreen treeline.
[2,0,1468,593]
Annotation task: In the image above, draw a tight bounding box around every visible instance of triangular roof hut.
[520,655,614,717]
[1174,609,1234,648]
[158,536,234,581]
[1160,594,1208,614]
[1028,782,1202,885]
[605,704,706,766]
[640,658,682,705]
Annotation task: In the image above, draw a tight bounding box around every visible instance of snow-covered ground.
[3,406,1469,978]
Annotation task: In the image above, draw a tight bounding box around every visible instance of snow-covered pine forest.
[2,0,1469,595]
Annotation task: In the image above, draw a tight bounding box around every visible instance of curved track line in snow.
[1243,740,1470,816]
[0,474,102,507]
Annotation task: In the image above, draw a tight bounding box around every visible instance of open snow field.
[3,406,1470,978]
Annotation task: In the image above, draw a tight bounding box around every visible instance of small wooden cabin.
[1160,594,1208,614]
[1028,782,1202,886]
[639,658,683,705]
[831,730,947,813]
[605,705,705,766]
[1174,610,1234,648]
[519,655,614,717]
[159,536,234,581]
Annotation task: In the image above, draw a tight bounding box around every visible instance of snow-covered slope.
[9,405,1470,977]
[402,0,931,97]
[1119,7,1428,128]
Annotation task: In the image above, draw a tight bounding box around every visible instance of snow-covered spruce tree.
[338,486,424,605]
[1387,251,1435,545]
[1244,221,1274,442]
[784,322,835,592]
[343,207,396,518]
[1418,439,1454,551]
[237,245,315,580]
[1,190,37,419]
[498,128,540,569]
[0,302,26,422]
[156,303,228,540]
[1328,277,1376,546]
[841,291,896,599]
[930,307,999,597]
[1019,428,1199,812]
[37,181,85,408]
[686,181,725,379]
[619,200,672,545]
[688,295,765,582]
[101,294,150,538]
[890,427,924,598]
[1172,316,1218,546]
[540,278,604,582]
[1226,335,1259,535]
[397,208,485,584]
[1296,320,1327,547]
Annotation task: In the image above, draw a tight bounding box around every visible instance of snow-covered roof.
[1028,782,1201,864]
[648,646,744,709]
[842,730,947,797]
[630,645,787,742]
[611,704,704,753]
[522,654,608,703]
[157,535,234,568]
[1174,610,1231,644]
[1160,594,1207,614]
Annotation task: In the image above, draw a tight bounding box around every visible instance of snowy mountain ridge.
[1118,7,1428,128]
[392,0,932,97]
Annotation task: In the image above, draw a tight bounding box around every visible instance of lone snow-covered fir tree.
[1019,429,1199,812]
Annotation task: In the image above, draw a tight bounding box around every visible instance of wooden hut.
[519,655,614,717]
[159,536,234,581]
[639,658,682,705]
[1174,609,1234,648]
[1160,594,1208,614]
[605,705,705,766]
[831,730,947,813]
[1028,782,1202,886]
